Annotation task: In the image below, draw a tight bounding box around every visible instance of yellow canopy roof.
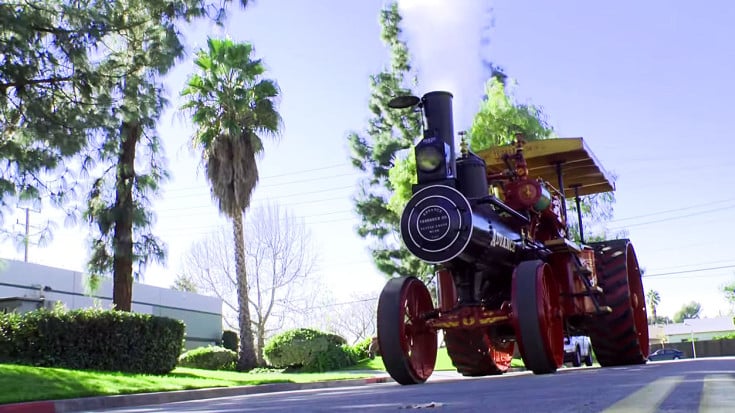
[476,138,615,197]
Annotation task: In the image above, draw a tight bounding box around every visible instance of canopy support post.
[572,184,584,244]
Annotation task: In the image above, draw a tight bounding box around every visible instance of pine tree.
[3,1,251,313]
[81,0,248,311]
[347,2,432,282]
[0,1,109,222]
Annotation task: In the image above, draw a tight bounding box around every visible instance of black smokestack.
[422,91,455,178]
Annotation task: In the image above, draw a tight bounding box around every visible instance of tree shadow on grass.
[0,366,108,403]
[0,364,300,405]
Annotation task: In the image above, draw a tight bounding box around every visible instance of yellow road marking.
[700,374,735,413]
[602,376,683,413]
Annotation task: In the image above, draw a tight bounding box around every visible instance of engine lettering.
[417,206,450,241]
[490,230,516,252]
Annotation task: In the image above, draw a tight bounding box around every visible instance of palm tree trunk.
[234,212,257,371]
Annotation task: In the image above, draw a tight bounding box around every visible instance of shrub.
[324,332,347,346]
[343,344,362,363]
[0,307,184,374]
[222,330,239,353]
[353,337,372,360]
[263,328,356,372]
[309,344,358,372]
[178,346,236,370]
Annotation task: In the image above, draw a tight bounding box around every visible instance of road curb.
[0,401,56,413]
[0,376,393,413]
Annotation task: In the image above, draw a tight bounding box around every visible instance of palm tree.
[647,289,661,324]
[180,38,282,370]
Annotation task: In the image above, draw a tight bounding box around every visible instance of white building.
[649,316,735,346]
[0,259,222,349]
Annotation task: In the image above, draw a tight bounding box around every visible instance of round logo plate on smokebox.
[399,185,473,264]
[416,206,450,241]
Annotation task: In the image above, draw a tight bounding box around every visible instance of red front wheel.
[377,277,437,385]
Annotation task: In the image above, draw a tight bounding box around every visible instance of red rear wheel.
[377,277,437,385]
[444,328,514,376]
[588,240,649,366]
[512,260,564,374]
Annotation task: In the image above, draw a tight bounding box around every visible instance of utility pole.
[23,207,30,262]
[16,206,40,262]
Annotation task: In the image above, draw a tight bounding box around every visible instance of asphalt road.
[93,358,735,413]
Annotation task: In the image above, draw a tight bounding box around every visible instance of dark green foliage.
[353,337,372,360]
[723,282,735,306]
[469,75,554,151]
[178,346,236,370]
[81,0,206,307]
[650,315,673,325]
[221,330,239,353]
[0,0,109,221]
[309,344,359,373]
[0,308,184,374]
[323,332,347,346]
[1,0,252,312]
[673,301,702,323]
[263,328,356,372]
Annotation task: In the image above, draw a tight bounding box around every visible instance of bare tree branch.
[180,203,320,359]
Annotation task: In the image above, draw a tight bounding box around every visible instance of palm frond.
[179,38,282,218]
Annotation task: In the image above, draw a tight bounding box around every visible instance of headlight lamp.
[416,145,444,173]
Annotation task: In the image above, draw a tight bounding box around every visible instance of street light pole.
[690,329,696,358]
[684,321,696,358]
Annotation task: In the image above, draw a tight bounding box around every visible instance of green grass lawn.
[351,347,525,371]
[1,348,526,405]
[0,364,370,405]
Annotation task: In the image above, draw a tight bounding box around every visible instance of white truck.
[564,336,593,367]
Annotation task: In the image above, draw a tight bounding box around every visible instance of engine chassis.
[377,91,649,385]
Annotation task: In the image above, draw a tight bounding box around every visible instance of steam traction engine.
[377,91,649,385]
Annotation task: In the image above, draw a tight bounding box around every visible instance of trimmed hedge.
[0,308,184,374]
[263,328,357,372]
[221,330,238,353]
[178,346,236,370]
[353,337,372,360]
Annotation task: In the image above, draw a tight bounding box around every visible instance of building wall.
[647,317,735,347]
[668,332,732,343]
[661,339,735,359]
[0,259,222,349]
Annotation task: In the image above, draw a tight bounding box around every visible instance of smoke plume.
[398,0,492,132]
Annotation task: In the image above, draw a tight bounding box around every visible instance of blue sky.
[3,0,735,319]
